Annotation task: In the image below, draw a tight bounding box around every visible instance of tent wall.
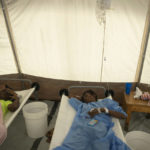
[0,4,17,75]
[102,0,148,82]
[5,0,103,82]
[2,0,148,82]
[0,0,150,101]
[0,74,22,89]
[0,73,136,104]
[1,73,150,102]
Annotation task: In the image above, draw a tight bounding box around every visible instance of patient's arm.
[69,97,82,111]
[88,108,126,119]
[6,88,20,112]
[7,100,19,112]
[107,110,126,119]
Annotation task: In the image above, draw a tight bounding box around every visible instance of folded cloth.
[134,87,142,99]
[0,103,7,145]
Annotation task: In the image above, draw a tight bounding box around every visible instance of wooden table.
[123,91,150,130]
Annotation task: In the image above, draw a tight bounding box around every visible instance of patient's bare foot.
[46,128,54,137]
[46,128,54,143]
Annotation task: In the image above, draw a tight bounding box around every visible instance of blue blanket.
[54,98,131,150]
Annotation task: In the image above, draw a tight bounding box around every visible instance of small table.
[123,92,150,130]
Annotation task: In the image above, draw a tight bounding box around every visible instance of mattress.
[49,95,126,150]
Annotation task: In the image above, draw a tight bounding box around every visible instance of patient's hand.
[8,100,19,112]
[88,108,99,118]
[88,108,106,118]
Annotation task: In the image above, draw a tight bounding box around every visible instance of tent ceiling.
[0,0,149,83]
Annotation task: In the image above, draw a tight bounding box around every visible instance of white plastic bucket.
[23,102,48,138]
[125,131,150,150]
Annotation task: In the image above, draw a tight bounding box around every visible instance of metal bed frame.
[0,77,39,100]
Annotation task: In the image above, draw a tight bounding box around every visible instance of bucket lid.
[23,102,48,119]
[125,131,150,150]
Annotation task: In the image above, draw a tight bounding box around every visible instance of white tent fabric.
[140,33,150,84]
[0,5,17,75]
[0,0,149,83]
[6,0,103,82]
[102,0,149,82]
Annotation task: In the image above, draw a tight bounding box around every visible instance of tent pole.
[0,0,25,89]
[0,0,22,76]
[134,1,150,86]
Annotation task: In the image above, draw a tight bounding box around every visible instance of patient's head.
[81,90,97,103]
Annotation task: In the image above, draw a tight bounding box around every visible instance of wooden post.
[0,0,25,89]
[134,1,150,84]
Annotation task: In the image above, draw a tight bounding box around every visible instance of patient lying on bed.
[0,84,20,145]
[0,84,20,115]
[53,90,131,150]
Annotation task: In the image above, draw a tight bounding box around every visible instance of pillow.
[98,95,112,101]
[107,95,112,99]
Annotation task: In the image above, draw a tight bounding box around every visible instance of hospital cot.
[0,78,39,128]
[49,86,126,150]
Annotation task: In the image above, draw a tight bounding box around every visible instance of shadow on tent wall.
[1,73,148,105]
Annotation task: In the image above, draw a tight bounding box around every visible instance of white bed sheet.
[4,88,35,128]
[49,95,126,150]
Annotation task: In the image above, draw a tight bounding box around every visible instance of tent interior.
[0,0,150,149]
